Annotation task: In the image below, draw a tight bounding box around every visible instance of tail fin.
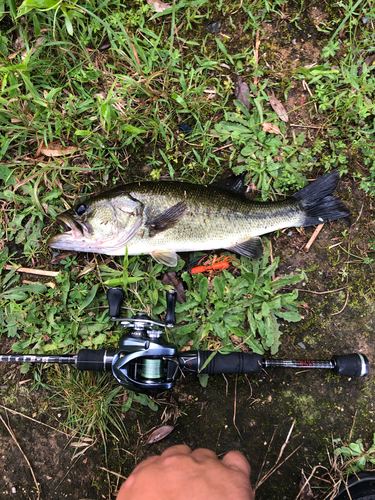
[292,171,350,226]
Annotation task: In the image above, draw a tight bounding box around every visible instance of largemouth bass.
[48,171,350,267]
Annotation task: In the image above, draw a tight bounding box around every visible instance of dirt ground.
[1,2,375,500]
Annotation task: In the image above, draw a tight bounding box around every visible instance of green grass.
[1,0,375,437]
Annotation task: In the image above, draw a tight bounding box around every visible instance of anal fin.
[225,237,263,259]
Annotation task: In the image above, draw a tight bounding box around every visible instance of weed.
[174,240,306,355]
[50,367,128,443]
[212,97,312,198]
[334,435,375,473]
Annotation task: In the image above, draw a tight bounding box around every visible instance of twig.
[256,444,302,490]
[4,265,59,277]
[222,373,229,396]
[0,405,75,437]
[290,123,322,129]
[0,414,41,499]
[213,142,233,152]
[330,289,349,316]
[215,430,222,454]
[256,427,277,487]
[230,0,243,15]
[253,30,260,87]
[100,467,127,480]
[255,420,300,490]
[352,202,364,226]
[302,79,318,113]
[276,420,295,464]
[348,409,357,443]
[233,375,244,441]
[295,286,347,295]
[295,465,327,500]
[244,374,253,399]
[305,223,324,251]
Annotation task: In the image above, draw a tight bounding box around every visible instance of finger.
[221,451,251,477]
[160,444,192,457]
[130,455,159,473]
[191,448,219,462]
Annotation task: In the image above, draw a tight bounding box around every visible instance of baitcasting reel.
[108,287,180,393]
[0,288,369,394]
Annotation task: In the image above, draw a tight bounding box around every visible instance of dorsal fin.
[211,173,247,197]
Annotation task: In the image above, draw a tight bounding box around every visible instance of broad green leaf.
[122,393,134,412]
[214,276,224,300]
[198,373,209,387]
[17,0,62,15]
[223,313,241,327]
[356,456,366,471]
[336,446,353,458]
[122,124,147,134]
[199,276,209,303]
[274,310,302,322]
[104,276,143,287]
[79,284,99,311]
[349,441,364,455]
[261,301,270,317]
[175,322,199,336]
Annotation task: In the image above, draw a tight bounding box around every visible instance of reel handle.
[165,290,177,327]
[107,287,124,318]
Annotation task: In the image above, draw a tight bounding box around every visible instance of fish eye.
[75,204,88,216]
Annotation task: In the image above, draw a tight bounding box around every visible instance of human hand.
[117,444,254,500]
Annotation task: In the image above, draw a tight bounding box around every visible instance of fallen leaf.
[78,263,96,277]
[71,442,92,448]
[147,0,171,12]
[162,272,186,303]
[262,122,284,137]
[41,145,77,157]
[145,425,175,445]
[51,252,77,265]
[299,469,315,500]
[18,379,31,385]
[20,37,45,61]
[14,35,25,51]
[235,78,251,110]
[358,54,375,75]
[268,93,289,122]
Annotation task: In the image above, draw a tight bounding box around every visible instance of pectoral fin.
[225,237,263,259]
[151,250,179,267]
[146,202,188,237]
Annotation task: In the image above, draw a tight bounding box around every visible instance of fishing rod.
[0,289,369,393]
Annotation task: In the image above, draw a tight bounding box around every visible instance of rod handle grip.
[76,349,115,371]
[179,351,263,374]
[332,354,369,377]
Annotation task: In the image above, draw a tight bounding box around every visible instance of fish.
[47,171,350,267]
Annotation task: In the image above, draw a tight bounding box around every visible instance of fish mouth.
[47,212,95,251]
[56,213,90,238]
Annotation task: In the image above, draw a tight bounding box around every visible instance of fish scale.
[48,171,350,267]
[125,182,301,249]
